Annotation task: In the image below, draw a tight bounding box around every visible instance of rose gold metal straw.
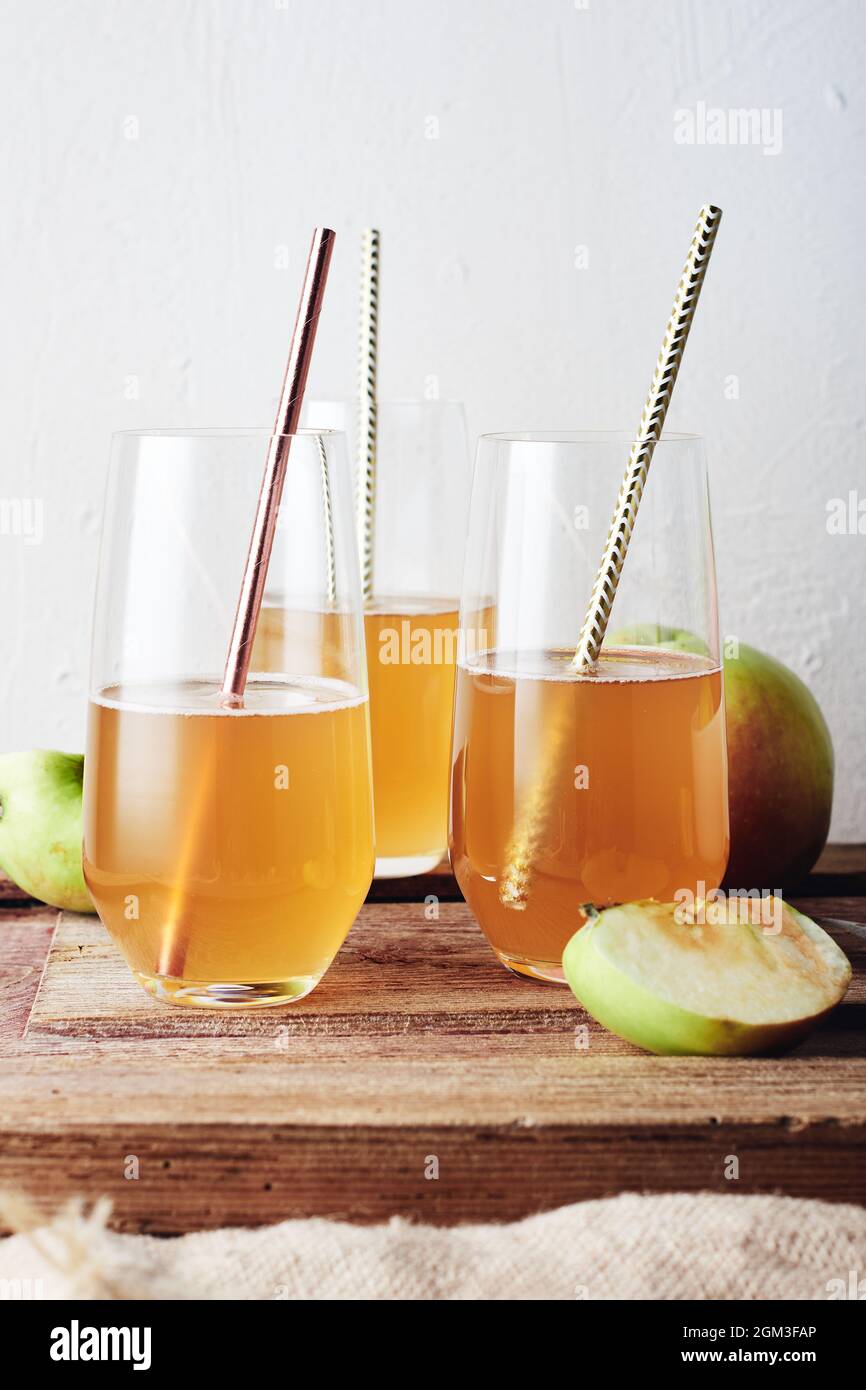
[222,226,336,706]
[157,228,335,984]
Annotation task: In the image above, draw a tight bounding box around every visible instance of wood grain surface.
[0,852,864,1233]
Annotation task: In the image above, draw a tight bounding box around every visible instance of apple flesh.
[0,750,94,912]
[562,898,851,1055]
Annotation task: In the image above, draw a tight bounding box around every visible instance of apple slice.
[562,899,851,1055]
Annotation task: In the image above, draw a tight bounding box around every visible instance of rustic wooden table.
[0,849,864,1234]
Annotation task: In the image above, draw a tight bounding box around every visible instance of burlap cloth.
[1,1192,863,1299]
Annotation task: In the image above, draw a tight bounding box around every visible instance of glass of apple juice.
[450,432,730,983]
[255,400,479,877]
[83,429,374,1007]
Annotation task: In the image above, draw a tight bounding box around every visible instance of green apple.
[0,751,94,912]
[563,899,851,1055]
[609,621,708,656]
[609,627,833,888]
[722,644,832,889]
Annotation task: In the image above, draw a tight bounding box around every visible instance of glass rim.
[306,396,466,409]
[110,427,344,440]
[478,429,703,445]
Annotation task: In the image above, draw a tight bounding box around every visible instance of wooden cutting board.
[1,852,865,1234]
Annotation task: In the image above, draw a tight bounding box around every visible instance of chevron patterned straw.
[357,228,380,602]
[573,204,722,668]
[499,204,722,911]
[316,433,337,604]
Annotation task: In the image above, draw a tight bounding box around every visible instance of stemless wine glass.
[258,399,473,877]
[83,429,374,1008]
[450,431,730,984]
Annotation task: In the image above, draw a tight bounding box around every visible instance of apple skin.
[609,627,833,889]
[609,622,708,657]
[564,921,803,1056]
[722,644,833,891]
[562,901,850,1056]
[0,751,94,912]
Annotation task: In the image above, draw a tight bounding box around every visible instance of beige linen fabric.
[0,1192,863,1301]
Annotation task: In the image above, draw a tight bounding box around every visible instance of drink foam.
[458,645,720,684]
[92,674,367,716]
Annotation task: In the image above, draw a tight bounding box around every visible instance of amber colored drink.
[254,598,482,875]
[83,676,374,1006]
[450,646,729,982]
[364,599,464,871]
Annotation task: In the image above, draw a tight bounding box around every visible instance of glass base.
[374,850,444,879]
[138,971,320,1009]
[494,949,567,985]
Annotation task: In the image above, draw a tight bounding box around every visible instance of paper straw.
[357,228,380,603]
[499,204,722,911]
[572,204,722,669]
[158,227,335,981]
[317,432,337,604]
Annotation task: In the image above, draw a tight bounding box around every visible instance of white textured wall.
[0,0,864,836]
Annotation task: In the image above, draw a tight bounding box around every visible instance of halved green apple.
[562,899,851,1055]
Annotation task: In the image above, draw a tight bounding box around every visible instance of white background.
[0,0,864,836]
